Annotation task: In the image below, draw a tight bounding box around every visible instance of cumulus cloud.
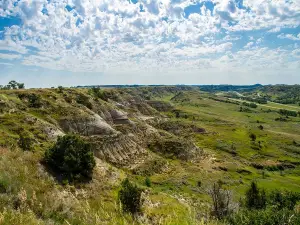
[278,33,300,41]
[0,0,299,82]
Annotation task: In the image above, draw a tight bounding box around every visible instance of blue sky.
[0,0,300,87]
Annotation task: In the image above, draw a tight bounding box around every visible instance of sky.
[0,0,300,88]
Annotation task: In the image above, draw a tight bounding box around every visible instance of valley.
[0,85,299,224]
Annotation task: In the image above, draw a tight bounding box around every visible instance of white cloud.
[0,0,299,83]
[0,53,22,60]
[278,33,300,41]
[244,42,254,49]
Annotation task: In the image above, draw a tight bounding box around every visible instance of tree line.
[0,80,25,90]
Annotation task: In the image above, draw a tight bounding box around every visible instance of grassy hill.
[0,86,299,224]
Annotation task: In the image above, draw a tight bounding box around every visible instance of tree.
[209,182,232,219]
[8,80,18,89]
[17,83,25,89]
[118,178,142,215]
[44,134,96,182]
[245,181,266,210]
[145,177,151,187]
[57,86,64,93]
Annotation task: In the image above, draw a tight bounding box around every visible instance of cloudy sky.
[0,0,300,87]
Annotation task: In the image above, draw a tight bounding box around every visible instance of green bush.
[279,109,297,117]
[28,94,42,108]
[76,94,93,109]
[145,177,151,187]
[44,134,96,182]
[268,190,300,210]
[118,178,142,215]
[245,182,266,210]
[18,93,42,108]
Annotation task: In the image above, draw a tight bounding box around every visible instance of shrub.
[28,94,42,108]
[118,178,142,215]
[245,182,266,210]
[279,109,297,117]
[145,177,151,187]
[57,86,64,93]
[249,133,256,142]
[209,182,232,219]
[44,134,96,182]
[268,190,300,210]
[76,94,93,109]
[0,179,9,193]
[18,133,33,151]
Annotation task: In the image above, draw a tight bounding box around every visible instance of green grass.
[0,87,299,224]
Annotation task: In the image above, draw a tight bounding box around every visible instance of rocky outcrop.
[109,109,131,124]
[148,136,203,161]
[59,114,116,136]
[90,134,149,168]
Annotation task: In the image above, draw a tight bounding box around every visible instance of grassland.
[0,86,299,224]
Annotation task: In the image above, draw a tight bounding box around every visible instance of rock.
[60,114,116,136]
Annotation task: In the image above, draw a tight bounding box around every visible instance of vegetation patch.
[44,134,96,183]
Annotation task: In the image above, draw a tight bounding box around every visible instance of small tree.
[245,181,266,210]
[17,83,25,89]
[8,80,18,89]
[118,178,142,215]
[44,134,96,182]
[209,182,232,219]
[145,177,151,187]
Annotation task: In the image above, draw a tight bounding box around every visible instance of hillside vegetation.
[0,84,299,224]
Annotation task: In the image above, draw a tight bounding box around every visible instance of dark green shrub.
[245,182,266,210]
[118,178,142,215]
[279,109,297,117]
[269,190,300,210]
[249,133,256,142]
[44,134,96,182]
[0,179,9,193]
[76,94,93,109]
[197,181,202,187]
[28,94,42,108]
[145,177,151,187]
[18,93,42,108]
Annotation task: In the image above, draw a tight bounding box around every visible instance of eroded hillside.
[0,86,300,224]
